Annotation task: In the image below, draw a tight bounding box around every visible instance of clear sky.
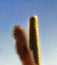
[0,0,57,65]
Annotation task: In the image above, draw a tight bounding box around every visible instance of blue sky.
[0,0,57,65]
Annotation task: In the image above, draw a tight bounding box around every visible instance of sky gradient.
[0,0,57,65]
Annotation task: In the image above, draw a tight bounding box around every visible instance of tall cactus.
[28,16,41,65]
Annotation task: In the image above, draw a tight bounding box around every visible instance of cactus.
[28,16,41,65]
[13,15,41,65]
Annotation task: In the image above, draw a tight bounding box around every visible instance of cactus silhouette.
[29,16,41,65]
[13,16,41,65]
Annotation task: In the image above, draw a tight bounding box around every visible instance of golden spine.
[28,16,41,65]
